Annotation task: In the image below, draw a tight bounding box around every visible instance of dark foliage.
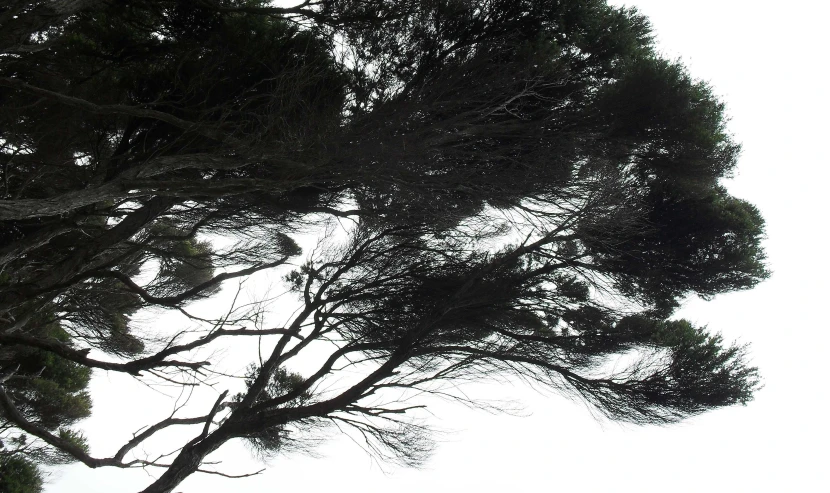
[0,1,767,491]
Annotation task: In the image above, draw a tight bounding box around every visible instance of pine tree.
[0,2,767,492]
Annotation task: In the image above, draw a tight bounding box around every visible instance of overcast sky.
[47,1,829,491]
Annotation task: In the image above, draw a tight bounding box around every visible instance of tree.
[0,1,767,492]
[0,454,43,493]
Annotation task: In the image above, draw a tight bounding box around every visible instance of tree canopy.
[0,1,767,492]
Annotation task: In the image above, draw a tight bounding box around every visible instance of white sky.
[46,1,830,491]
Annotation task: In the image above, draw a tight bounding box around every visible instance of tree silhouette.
[0,1,767,492]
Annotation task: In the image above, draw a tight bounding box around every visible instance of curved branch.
[0,384,130,468]
[0,332,204,375]
[0,324,299,376]
[113,416,210,463]
[93,256,291,308]
[0,77,235,145]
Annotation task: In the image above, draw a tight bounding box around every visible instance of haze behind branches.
[0,0,824,487]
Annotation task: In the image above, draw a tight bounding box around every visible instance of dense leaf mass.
[0,1,767,492]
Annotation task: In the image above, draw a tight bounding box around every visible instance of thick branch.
[0,332,202,375]
[0,154,264,221]
[0,328,297,376]
[113,416,210,463]
[96,256,290,307]
[0,385,124,468]
[0,77,235,145]
[12,197,177,302]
